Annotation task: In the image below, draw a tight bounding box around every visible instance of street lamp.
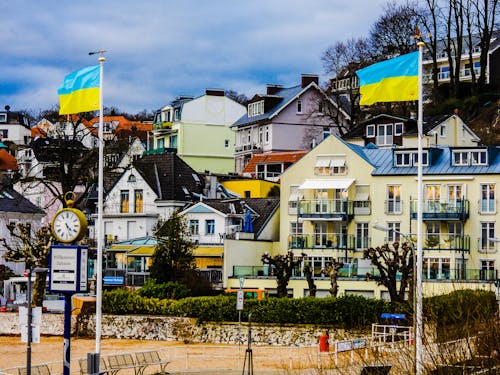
[372,223,418,373]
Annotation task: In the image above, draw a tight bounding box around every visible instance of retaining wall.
[0,313,361,346]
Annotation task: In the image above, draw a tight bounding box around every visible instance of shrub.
[138,279,191,300]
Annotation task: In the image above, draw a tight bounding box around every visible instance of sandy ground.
[0,335,354,375]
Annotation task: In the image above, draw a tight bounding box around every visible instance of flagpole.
[416,40,425,375]
[95,54,105,355]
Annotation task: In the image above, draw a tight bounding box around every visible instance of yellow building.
[225,132,499,299]
[220,179,279,198]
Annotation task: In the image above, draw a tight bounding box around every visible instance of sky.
[1,0,391,115]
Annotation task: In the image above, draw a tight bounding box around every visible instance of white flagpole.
[416,40,425,375]
[95,54,105,355]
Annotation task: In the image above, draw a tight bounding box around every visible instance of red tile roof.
[242,150,308,176]
[0,150,18,171]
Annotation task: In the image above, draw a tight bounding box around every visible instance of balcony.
[404,233,471,252]
[410,199,469,221]
[298,199,353,221]
[143,147,177,155]
[230,265,498,282]
[289,233,355,250]
[153,121,172,131]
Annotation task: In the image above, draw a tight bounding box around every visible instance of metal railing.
[410,199,469,220]
[298,199,353,220]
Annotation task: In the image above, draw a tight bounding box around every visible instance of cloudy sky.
[1,0,391,115]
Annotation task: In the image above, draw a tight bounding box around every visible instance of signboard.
[103,276,125,285]
[21,324,40,344]
[236,290,244,311]
[49,245,88,293]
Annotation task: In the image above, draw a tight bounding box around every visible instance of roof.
[0,187,44,215]
[0,150,18,171]
[242,150,308,176]
[132,153,203,200]
[363,145,500,175]
[231,84,306,128]
[183,197,280,236]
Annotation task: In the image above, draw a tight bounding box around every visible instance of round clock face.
[53,209,83,243]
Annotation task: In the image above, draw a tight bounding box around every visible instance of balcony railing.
[298,199,353,221]
[410,199,469,221]
[153,121,172,130]
[402,233,470,252]
[289,233,355,250]
[144,147,177,155]
[231,265,498,282]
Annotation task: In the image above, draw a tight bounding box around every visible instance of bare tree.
[0,224,53,307]
[262,251,303,298]
[363,241,413,303]
[322,259,344,297]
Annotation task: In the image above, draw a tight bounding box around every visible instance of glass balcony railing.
[404,233,471,252]
[288,234,356,250]
[230,266,498,282]
[298,199,353,220]
[410,199,469,221]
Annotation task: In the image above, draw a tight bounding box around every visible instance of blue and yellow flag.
[356,51,418,106]
[58,65,100,115]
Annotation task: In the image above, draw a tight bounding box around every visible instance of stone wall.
[0,313,362,346]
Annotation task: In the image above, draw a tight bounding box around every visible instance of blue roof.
[232,85,304,127]
[363,145,500,175]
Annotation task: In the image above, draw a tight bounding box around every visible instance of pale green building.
[151,89,246,174]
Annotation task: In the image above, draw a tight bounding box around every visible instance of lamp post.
[372,223,417,373]
[25,267,49,375]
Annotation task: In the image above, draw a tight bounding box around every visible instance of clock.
[51,192,88,243]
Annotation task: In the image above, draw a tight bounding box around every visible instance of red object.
[0,306,6,312]
[319,332,329,352]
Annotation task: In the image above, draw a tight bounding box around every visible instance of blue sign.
[103,276,124,285]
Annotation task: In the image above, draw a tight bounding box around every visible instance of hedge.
[102,288,497,331]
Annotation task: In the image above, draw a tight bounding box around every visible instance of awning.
[329,158,346,167]
[354,193,370,201]
[298,178,355,190]
[288,192,303,201]
[194,246,224,256]
[127,246,155,256]
[315,158,331,167]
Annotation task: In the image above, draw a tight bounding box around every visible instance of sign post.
[49,245,88,375]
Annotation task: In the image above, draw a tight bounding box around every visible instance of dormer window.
[0,113,6,123]
[394,151,428,167]
[248,100,264,117]
[394,122,403,136]
[452,149,487,166]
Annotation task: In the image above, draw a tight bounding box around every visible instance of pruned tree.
[302,255,317,297]
[363,241,414,303]
[262,251,303,298]
[150,211,196,284]
[0,224,53,307]
[322,259,344,297]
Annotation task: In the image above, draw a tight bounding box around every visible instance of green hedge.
[102,289,497,331]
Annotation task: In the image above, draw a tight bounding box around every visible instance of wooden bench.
[79,356,109,375]
[106,354,139,375]
[16,364,51,375]
[135,351,170,375]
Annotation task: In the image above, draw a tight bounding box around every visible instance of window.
[387,222,401,242]
[248,100,264,117]
[0,113,6,123]
[394,123,403,136]
[314,156,346,175]
[265,126,270,143]
[120,190,129,213]
[355,222,369,250]
[0,129,8,139]
[440,125,447,137]
[480,260,495,280]
[323,127,331,140]
[174,108,181,121]
[480,183,495,213]
[387,185,401,213]
[244,191,251,198]
[377,124,393,146]
[423,257,450,279]
[224,139,230,148]
[157,138,164,149]
[134,190,143,213]
[426,222,440,248]
[394,151,429,167]
[205,220,215,235]
[128,174,136,183]
[288,185,301,213]
[439,66,450,79]
[291,222,303,235]
[297,99,303,113]
[452,149,487,166]
[366,125,375,138]
[189,220,199,235]
[480,222,495,252]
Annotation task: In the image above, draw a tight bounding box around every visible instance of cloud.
[1,0,390,114]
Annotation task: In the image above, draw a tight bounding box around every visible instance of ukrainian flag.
[357,51,418,106]
[58,65,100,115]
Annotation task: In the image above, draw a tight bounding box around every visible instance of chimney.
[301,74,319,88]
[266,84,283,95]
[205,89,225,97]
